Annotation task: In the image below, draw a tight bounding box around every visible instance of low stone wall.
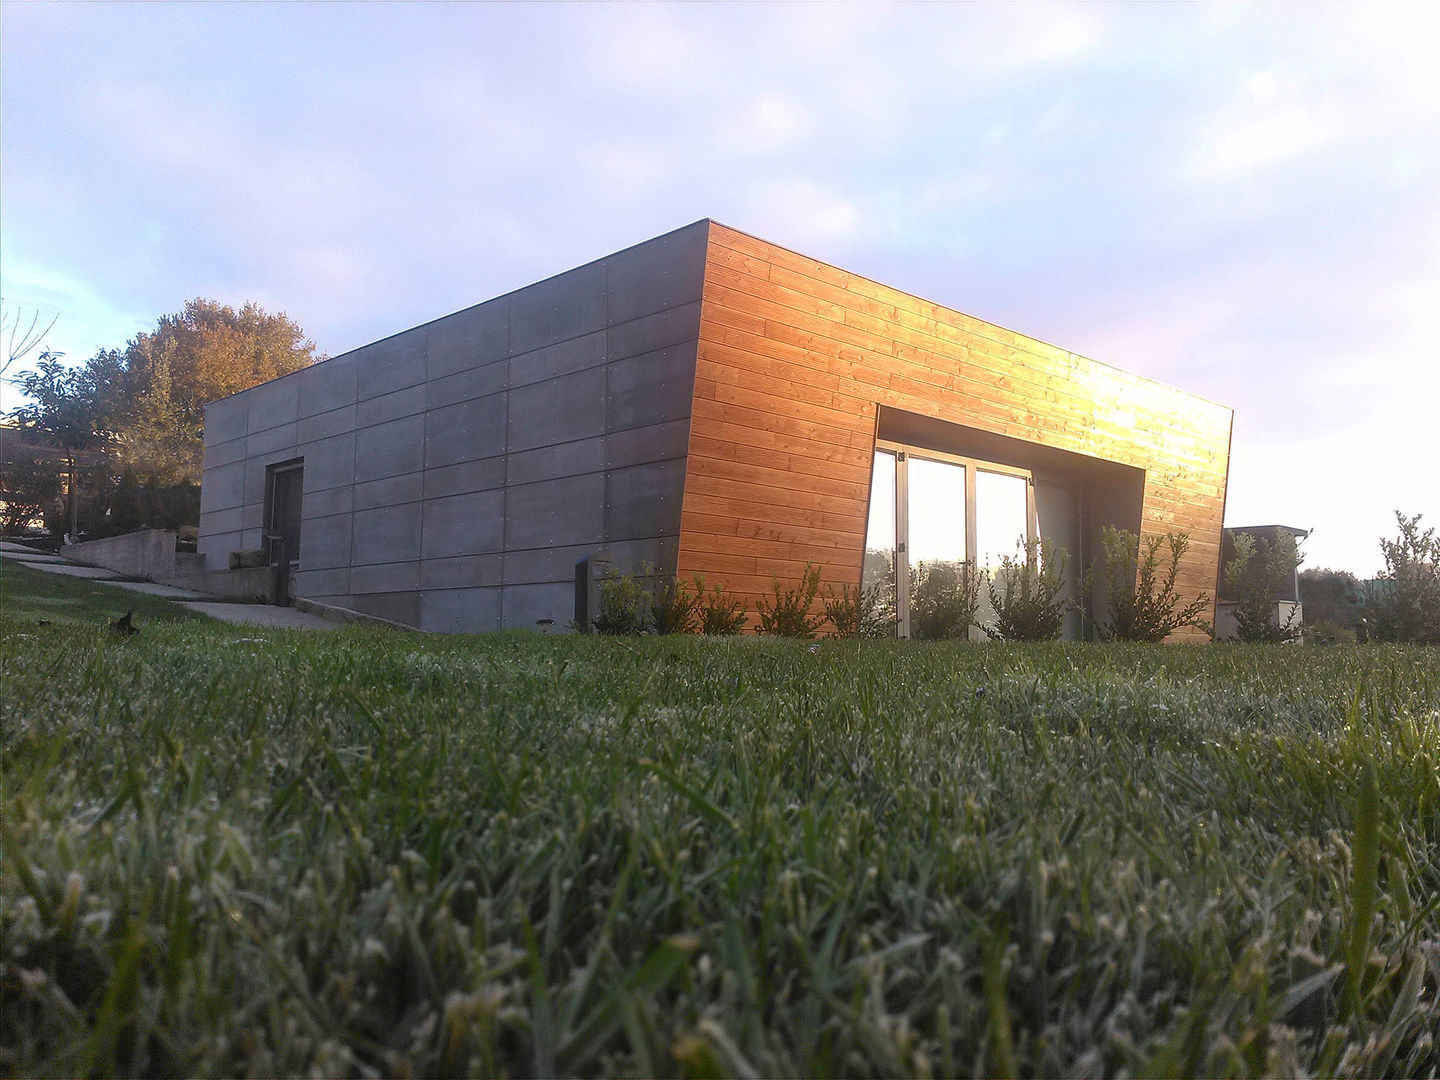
[62,528,273,601]
[63,529,177,581]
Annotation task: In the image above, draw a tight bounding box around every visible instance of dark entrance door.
[264,460,304,605]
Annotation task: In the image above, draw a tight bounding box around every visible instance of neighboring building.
[198,220,1233,638]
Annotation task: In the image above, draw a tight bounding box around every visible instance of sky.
[2,2,1436,576]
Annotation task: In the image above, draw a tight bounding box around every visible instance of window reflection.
[861,450,898,634]
[975,470,1029,574]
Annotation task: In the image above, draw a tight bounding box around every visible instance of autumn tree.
[105,299,321,482]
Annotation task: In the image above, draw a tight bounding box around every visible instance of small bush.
[1093,527,1210,642]
[1367,511,1440,644]
[693,575,747,635]
[822,582,893,639]
[910,559,981,640]
[756,561,824,639]
[1223,529,1303,643]
[984,538,1071,642]
[650,572,698,635]
[593,569,651,635]
[1298,567,1364,632]
[1303,619,1355,646]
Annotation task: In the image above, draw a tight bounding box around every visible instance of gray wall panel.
[604,461,685,542]
[297,404,356,444]
[200,462,246,513]
[606,301,703,360]
[606,220,709,325]
[606,418,691,470]
[354,414,425,483]
[302,514,354,571]
[509,261,608,355]
[500,582,574,630]
[203,435,247,471]
[507,436,605,486]
[350,592,421,626]
[419,587,502,634]
[507,331,607,390]
[425,393,507,469]
[298,432,356,492]
[504,473,605,549]
[354,472,424,513]
[423,489,505,559]
[507,367,606,453]
[294,567,350,597]
[352,503,422,565]
[421,552,504,590]
[356,330,427,401]
[204,397,249,444]
[424,457,506,500]
[246,423,298,458]
[245,376,301,433]
[356,384,427,428]
[350,561,422,595]
[426,300,509,381]
[606,344,695,431]
[426,360,507,411]
[299,355,357,417]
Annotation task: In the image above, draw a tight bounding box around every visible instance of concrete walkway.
[3,548,343,630]
[180,601,339,629]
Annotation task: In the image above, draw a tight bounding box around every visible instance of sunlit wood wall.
[673,222,1233,641]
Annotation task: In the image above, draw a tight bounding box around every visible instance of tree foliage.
[106,299,321,482]
[1366,512,1440,644]
[1298,568,1364,632]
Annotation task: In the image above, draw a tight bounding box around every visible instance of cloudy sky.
[3,2,1436,575]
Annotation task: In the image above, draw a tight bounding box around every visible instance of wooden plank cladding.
[674,221,1233,641]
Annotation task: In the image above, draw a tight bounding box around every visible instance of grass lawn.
[2,563,1437,1077]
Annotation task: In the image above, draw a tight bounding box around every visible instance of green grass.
[2,566,1438,1077]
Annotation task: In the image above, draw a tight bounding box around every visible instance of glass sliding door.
[906,456,970,639]
[861,441,1038,639]
[860,449,899,634]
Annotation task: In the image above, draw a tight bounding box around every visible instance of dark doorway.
[264,460,304,604]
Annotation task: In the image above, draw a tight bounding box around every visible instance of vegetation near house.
[984,536,1071,642]
[1093,527,1211,642]
[2,561,1436,1076]
[1367,511,1440,645]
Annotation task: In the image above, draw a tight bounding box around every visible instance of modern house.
[198,220,1233,639]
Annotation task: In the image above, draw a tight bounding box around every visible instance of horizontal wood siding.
[676,223,1232,640]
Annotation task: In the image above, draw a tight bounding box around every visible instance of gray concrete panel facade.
[198,219,709,631]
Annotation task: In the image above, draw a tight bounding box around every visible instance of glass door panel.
[861,450,898,635]
[975,469,1029,574]
[974,469,1030,634]
[906,456,969,639]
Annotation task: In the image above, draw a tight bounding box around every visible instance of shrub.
[909,559,982,640]
[650,572,698,635]
[1303,619,1355,646]
[593,569,651,635]
[1298,567,1364,632]
[1367,511,1440,644]
[756,561,824,639]
[1092,527,1210,642]
[1223,529,1303,643]
[984,538,1071,642]
[822,582,893,639]
[693,575,747,635]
